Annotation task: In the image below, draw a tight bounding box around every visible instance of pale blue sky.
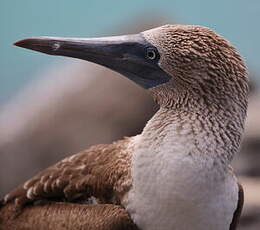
[1,0,259,102]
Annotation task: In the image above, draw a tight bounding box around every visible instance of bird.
[0,24,248,230]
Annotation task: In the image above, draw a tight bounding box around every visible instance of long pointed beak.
[14,34,171,89]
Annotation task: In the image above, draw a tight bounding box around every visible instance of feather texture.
[4,138,132,207]
[0,202,138,230]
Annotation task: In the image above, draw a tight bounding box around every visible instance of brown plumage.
[0,203,138,230]
[0,24,249,230]
[1,138,136,230]
[4,138,132,206]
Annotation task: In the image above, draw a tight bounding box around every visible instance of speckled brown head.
[14,24,248,116]
[142,25,248,113]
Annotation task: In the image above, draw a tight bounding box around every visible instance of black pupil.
[147,49,156,59]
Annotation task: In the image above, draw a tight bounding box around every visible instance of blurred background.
[0,0,259,229]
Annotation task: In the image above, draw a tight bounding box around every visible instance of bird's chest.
[125,137,238,230]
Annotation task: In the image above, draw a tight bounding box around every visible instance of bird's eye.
[146,48,157,60]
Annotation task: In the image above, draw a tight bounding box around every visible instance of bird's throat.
[125,107,240,230]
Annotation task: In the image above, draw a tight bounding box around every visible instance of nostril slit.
[52,42,60,51]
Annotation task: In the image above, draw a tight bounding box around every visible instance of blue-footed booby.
[0,25,248,230]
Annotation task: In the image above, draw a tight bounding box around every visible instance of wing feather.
[229,183,244,230]
[0,202,138,230]
[4,138,132,207]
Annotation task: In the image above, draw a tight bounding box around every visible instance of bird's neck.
[127,105,241,230]
[139,104,244,167]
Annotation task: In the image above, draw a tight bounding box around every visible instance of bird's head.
[143,25,248,112]
[14,24,248,113]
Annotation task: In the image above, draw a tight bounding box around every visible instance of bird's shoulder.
[4,137,133,207]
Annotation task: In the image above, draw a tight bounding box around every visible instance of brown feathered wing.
[1,138,137,230]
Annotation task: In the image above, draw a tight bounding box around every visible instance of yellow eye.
[146,48,157,60]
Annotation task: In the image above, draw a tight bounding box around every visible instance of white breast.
[125,128,238,230]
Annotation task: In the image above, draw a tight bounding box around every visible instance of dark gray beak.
[14,34,170,89]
